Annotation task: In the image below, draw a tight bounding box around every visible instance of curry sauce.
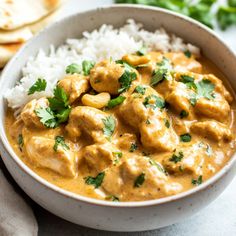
[5,51,236,202]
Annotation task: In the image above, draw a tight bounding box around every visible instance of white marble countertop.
[1,0,236,235]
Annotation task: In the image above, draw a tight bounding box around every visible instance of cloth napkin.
[0,168,38,236]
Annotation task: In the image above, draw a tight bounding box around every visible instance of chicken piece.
[162,143,207,176]
[21,97,48,129]
[191,121,232,142]
[119,87,178,152]
[66,106,116,143]
[90,60,124,95]
[195,95,230,122]
[165,52,202,73]
[115,133,138,150]
[83,142,121,174]
[122,54,151,66]
[58,74,90,104]
[24,136,77,177]
[102,155,182,201]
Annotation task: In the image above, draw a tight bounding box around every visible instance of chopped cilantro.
[145,119,151,125]
[113,152,123,164]
[150,57,172,87]
[192,175,203,186]
[196,79,215,100]
[164,118,170,128]
[184,50,192,58]
[82,60,95,75]
[180,133,192,142]
[134,85,146,95]
[217,6,236,30]
[129,142,138,152]
[206,144,213,156]
[85,172,105,188]
[106,195,120,202]
[137,46,147,56]
[17,134,24,151]
[143,95,165,110]
[35,107,58,128]
[107,96,126,108]
[66,63,82,74]
[28,78,47,95]
[180,110,189,119]
[169,151,184,163]
[116,61,137,93]
[102,116,116,138]
[149,159,166,174]
[134,172,145,188]
[53,136,70,152]
[180,75,197,90]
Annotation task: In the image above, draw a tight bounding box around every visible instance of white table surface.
[1,0,236,235]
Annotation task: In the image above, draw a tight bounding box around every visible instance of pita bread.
[0,27,33,44]
[0,43,22,67]
[0,0,62,30]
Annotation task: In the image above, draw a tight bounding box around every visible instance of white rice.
[5,19,200,111]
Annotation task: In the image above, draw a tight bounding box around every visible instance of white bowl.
[0,5,236,232]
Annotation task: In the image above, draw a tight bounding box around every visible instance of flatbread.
[0,0,62,30]
[0,27,33,44]
[0,43,23,68]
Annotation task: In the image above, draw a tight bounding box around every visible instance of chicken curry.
[5,49,236,202]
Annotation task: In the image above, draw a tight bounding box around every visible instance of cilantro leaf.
[137,46,147,56]
[196,79,215,100]
[184,50,192,58]
[53,136,70,152]
[129,142,138,152]
[117,61,137,93]
[134,85,146,95]
[18,134,24,151]
[180,110,189,119]
[164,118,170,128]
[217,6,236,30]
[102,116,116,138]
[106,195,120,202]
[192,175,203,186]
[134,172,145,188]
[169,151,184,163]
[180,133,192,142]
[150,57,172,87]
[143,95,165,110]
[66,63,82,74]
[85,172,105,188]
[34,107,58,128]
[180,75,197,90]
[28,78,47,95]
[149,159,166,174]
[113,152,123,165]
[82,60,95,75]
[107,96,126,109]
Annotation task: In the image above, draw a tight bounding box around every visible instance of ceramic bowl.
[0,5,236,232]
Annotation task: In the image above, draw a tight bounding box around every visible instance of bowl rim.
[1,4,236,208]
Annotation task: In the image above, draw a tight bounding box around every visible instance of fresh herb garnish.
[28,78,47,95]
[137,46,147,56]
[145,119,151,125]
[169,151,184,163]
[35,107,58,128]
[180,110,189,119]
[149,159,166,174]
[134,172,145,188]
[180,75,197,90]
[102,116,116,138]
[180,133,192,142]
[53,136,70,152]
[113,152,123,164]
[164,118,170,128]
[192,175,203,186]
[107,96,126,109]
[196,79,215,100]
[217,6,236,30]
[143,95,165,110]
[184,50,192,58]
[116,61,137,93]
[17,134,24,151]
[129,142,138,152]
[106,195,120,202]
[134,85,146,95]
[150,57,172,87]
[85,172,105,188]
[82,60,95,76]
[66,63,82,74]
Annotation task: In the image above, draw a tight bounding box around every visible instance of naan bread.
[0,27,33,44]
[0,43,22,68]
[0,0,62,30]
